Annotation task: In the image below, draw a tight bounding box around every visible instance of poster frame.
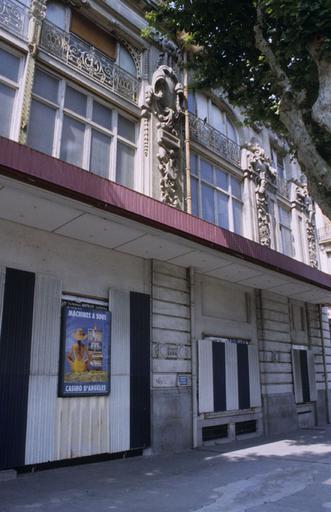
[58,300,111,398]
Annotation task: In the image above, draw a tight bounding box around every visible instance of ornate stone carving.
[19,0,46,143]
[143,65,184,207]
[307,207,318,268]
[294,184,318,268]
[244,141,276,246]
[244,141,276,183]
[29,0,46,24]
[255,170,271,246]
[152,343,190,360]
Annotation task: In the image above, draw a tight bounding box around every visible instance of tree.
[146,0,331,219]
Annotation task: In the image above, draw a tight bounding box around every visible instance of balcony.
[40,20,140,105]
[276,175,290,199]
[318,225,331,244]
[189,113,241,166]
[0,0,29,40]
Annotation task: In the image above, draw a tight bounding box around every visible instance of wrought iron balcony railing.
[318,225,331,243]
[40,20,140,104]
[0,0,29,40]
[275,175,290,199]
[189,113,241,166]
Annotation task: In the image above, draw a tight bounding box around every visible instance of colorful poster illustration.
[59,305,111,397]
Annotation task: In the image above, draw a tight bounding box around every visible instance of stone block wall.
[151,261,192,452]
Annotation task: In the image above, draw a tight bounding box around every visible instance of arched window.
[226,117,237,143]
[118,45,136,77]
[188,91,197,115]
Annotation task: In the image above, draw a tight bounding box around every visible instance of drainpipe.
[183,50,192,214]
[190,267,198,447]
[319,305,330,424]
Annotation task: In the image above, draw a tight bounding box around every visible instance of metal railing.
[275,175,290,199]
[40,20,140,104]
[318,225,331,243]
[0,0,29,40]
[189,113,241,166]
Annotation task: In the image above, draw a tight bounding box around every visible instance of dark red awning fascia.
[0,137,330,292]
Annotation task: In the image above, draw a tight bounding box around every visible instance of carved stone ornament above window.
[293,183,318,268]
[29,0,47,23]
[243,141,277,247]
[142,65,184,207]
[144,65,184,135]
[244,141,276,183]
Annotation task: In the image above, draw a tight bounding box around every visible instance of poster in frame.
[58,303,111,397]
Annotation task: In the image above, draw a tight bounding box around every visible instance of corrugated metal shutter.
[25,274,62,465]
[225,342,238,411]
[248,345,261,407]
[0,268,35,469]
[307,350,317,402]
[109,289,130,453]
[198,339,213,413]
[292,349,303,403]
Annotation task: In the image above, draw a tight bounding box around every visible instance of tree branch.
[308,36,331,135]
[254,5,331,219]
[254,6,292,94]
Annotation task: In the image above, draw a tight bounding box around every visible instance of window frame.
[271,147,286,179]
[28,66,138,186]
[0,42,26,141]
[191,151,243,234]
[189,91,238,144]
[278,203,293,257]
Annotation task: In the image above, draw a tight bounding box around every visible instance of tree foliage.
[146,0,331,219]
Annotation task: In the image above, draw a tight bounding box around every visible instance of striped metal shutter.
[25,274,62,465]
[109,289,131,453]
[198,339,261,414]
[198,339,214,413]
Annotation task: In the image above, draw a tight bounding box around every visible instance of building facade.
[0,0,331,470]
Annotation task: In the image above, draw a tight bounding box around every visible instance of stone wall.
[151,261,192,452]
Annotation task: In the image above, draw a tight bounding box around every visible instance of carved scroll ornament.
[294,184,318,268]
[142,65,184,207]
[244,141,276,247]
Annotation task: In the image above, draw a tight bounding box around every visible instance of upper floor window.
[0,46,24,140]
[271,147,286,179]
[118,45,136,77]
[327,252,331,274]
[45,0,69,30]
[188,91,238,143]
[279,205,293,256]
[27,68,137,188]
[45,3,137,77]
[190,152,243,234]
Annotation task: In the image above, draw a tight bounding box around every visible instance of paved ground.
[1,427,331,512]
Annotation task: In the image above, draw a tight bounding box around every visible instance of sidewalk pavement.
[1,427,331,512]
